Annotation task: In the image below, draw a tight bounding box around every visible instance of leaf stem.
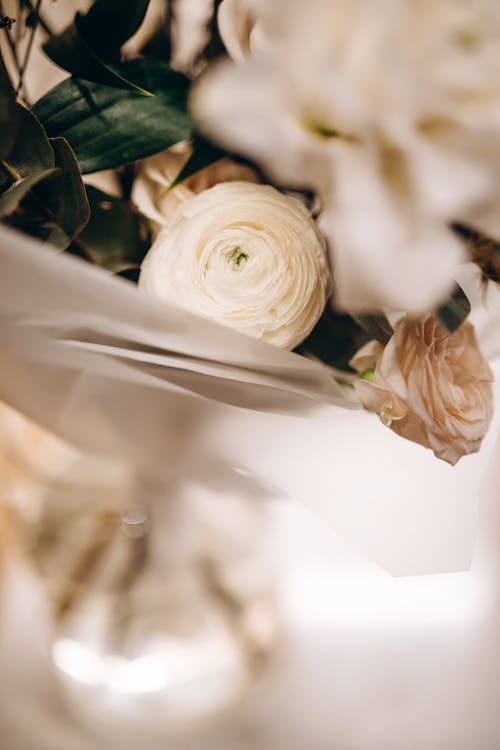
[1,159,21,182]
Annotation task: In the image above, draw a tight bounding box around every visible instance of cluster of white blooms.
[136,0,498,463]
[192,0,500,312]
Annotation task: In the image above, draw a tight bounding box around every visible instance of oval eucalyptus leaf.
[5,137,90,249]
[77,185,151,272]
[436,284,471,332]
[0,167,59,217]
[169,139,227,189]
[33,61,193,174]
[0,168,59,218]
[6,103,55,177]
[0,52,18,161]
[43,18,152,95]
[37,137,90,248]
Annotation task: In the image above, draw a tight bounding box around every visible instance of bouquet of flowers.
[1,0,500,485]
[2,2,500,743]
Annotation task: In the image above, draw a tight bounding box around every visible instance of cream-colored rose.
[350,315,493,465]
[139,182,330,350]
[132,141,257,234]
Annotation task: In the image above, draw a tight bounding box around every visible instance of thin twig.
[18,0,53,36]
[15,0,22,46]
[0,0,20,71]
[16,0,42,100]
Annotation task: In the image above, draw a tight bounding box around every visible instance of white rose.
[132,141,257,235]
[139,182,330,350]
[350,315,494,465]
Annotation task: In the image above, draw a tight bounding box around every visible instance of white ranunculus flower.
[139,182,330,350]
[192,0,500,312]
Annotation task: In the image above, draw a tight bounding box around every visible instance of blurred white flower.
[218,0,263,61]
[170,0,213,74]
[139,182,330,349]
[192,0,500,312]
[132,141,257,233]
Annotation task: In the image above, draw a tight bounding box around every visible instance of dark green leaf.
[5,104,55,177]
[169,139,227,189]
[33,60,193,174]
[0,103,59,220]
[33,137,90,248]
[0,52,18,161]
[2,132,89,249]
[353,314,393,344]
[0,104,55,199]
[436,284,471,332]
[78,0,151,59]
[43,16,152,95]
[295,309,371,372]
[76,185,151,272]
[0,168,59,218]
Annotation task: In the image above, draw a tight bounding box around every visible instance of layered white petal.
[319,147,466,313]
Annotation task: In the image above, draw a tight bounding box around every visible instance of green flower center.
[304,121,340,139]
[226,247,249,271]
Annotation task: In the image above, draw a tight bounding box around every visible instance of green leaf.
[436,284,471,332]
[32,137,90,248]
[0,168,59,218]
[76,185,151,272]
[1,118,89,248]
[0,104,56,216]
[295,309,371,372]
[77,0,151,58]
[0,101,59,220]
[0,52,18,161]
[353,314,393,344]
[6,104,55,176]
[43,15,152,95]
[169,139,227,189]
[33,60,193,174]
[0,103,55,199]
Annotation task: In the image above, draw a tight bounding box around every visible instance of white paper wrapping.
[1,224,499,575]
